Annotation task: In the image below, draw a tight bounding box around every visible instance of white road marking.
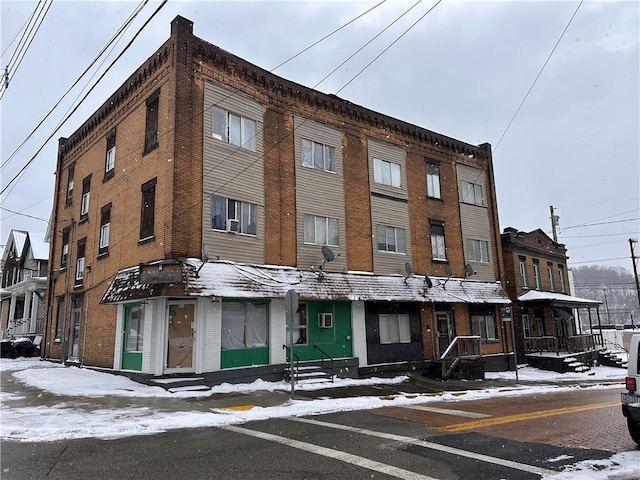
[221,424,438,480]
[402,405,491,418]
[288,417,556,477]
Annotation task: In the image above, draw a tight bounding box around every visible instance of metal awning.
[517,290,601,308]
[102,259,512,305]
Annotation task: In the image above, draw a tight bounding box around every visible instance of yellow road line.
[439,401,619,432]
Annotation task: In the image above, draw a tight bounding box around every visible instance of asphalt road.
[2,387,636,480]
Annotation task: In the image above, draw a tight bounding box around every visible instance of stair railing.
[282,344,300,382]
[312,344,334,382]
[439,335,482,380]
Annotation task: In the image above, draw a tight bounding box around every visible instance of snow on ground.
[1,358,638,479]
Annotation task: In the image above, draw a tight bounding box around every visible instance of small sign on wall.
[501,306,512,322]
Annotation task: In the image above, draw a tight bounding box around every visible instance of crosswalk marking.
[288,417,556,477]
[401,405,491,418]
[221,424,439,480]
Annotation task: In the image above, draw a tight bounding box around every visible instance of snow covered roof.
[12,231,27,257]
[103,260,511,305]
[28,235,50,260]
[517,290,602,307]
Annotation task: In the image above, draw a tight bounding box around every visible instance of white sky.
[1,357,639,479]
[1,1,638,271]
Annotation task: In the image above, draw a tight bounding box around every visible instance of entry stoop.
[285,365,334,385]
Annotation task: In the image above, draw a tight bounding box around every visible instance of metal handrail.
[282,344,300,382]
[439,336,482,379]
[313,344,335,382]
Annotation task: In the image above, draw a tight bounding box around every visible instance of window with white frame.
[461,181,484,206]
[304,214,339,246]
[221,302,268,349]
[533,260,541,289]
[105,132,116,178]
[548,263,555,291]
[558,265,566,292]
[212,106,256,151]
[75,238,86,284]
[80,176,91,221]
[522,313,531,338]
[61,228,69,269]
[519,257,528,288]
[430,224,446,261]
[301,138,335,172]
[468,238,489,263]
[99,203,111,256]
[426,163,441,199]
[373,158,401,188]
[379,314,411,344]
[471,312,497,340]
[66,165,74,204]
[376,225,406,254]
[212,195,257,235]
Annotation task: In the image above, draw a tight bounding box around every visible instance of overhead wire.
[0,2,37,58]
[0,0,168,197]
[1,0,149,173]
[0,0,53,99]
[59,1,441,260]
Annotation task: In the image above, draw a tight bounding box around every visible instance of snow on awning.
[101,266,159,303]
[183,260,511,304]
[517,290,601,308]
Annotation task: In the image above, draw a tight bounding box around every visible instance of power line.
[493,0,583,153]
[0,3,36,58]
[562,217,639,230]
[0,206,49,223]
[0,0,168,197]
[1,0,149,173]
[0,0,53,98]
[568,256,630,265]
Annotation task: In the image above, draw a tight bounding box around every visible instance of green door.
[122,303,144,371]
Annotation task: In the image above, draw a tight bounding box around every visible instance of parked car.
[622,333,640,444]
[0,337,40,359]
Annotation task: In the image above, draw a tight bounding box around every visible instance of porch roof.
[101,260,512,305]
[517,290,602,308]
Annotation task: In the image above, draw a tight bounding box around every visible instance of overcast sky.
[1,0,638,273]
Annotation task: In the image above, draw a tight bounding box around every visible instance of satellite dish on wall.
[404,263,413,277]
[196,244,210,278]
[464,263,476,278]
[424,276,433,289]
[322,246,335,263]
[442,264,453,289]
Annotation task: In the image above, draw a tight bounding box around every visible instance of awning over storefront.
[102,260,512,305]
[517,290,602,308]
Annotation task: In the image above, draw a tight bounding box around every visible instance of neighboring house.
[501,227,603,371]
[44,16,511,385]
[1,230,49,338]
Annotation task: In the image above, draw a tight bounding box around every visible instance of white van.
[622,333,640,444]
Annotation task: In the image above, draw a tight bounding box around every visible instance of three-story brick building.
[44,16,512,385]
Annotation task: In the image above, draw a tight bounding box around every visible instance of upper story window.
[373,158,401,188]
[533,260,541,289]
[461,180,484,206]
[301,138,335,172]
[559,265,566,293]
[99,203,112,257]
[430,224,446,261]
[144,90,159,154]
[75,238,86,286]
[519,257,528,288]
[105,131,116,180]
[548,262,556,292]
[139,178,156,242]
[66,164,75,206]
[212,194,257,235]
[212,106,256,151]
[304,214,339,246]
[468,238,489,263]
[61,228,69,269]
[426,163,441,199]
[80,175,91,222]
[377,224,406,254]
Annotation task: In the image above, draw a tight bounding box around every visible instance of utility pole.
[630,239,640,310]
[550,205,559,242]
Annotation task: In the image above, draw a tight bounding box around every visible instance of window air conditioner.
[318,312,333,328]
[226,219,240,232]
